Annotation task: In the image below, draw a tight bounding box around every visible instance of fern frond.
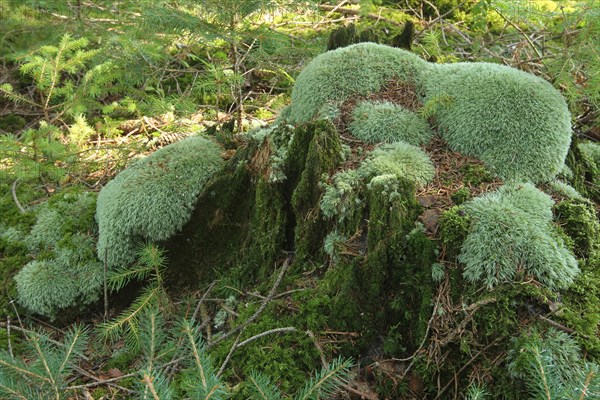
[293,357,353,400]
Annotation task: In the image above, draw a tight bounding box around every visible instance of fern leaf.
[293,357,353,400]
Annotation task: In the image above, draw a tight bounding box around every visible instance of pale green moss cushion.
[287,43,428,124]
[96,136,225,269]
[423,62,572,183]
[460,183,578,289]
[348,100,432,145]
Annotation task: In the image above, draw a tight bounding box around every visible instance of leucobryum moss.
[286,43,427,124]
[348,100,432,145]
[422,62,572,183]
[96,136,225,269]
[14,191,102,318]
[360,142,435,186]
[459,183,578,289]
[286,43,573,183]
[320,142,433,220]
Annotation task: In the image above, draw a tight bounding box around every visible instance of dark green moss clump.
[439,206,470,260]
[554,199,600,261]
[564,139,600,202]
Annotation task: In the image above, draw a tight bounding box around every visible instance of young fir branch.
[247,372,283,400]
[98,286,163,348]
[0,325,88,399]
[293,357,354,400]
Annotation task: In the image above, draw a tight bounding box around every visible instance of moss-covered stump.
[88,43,600,398]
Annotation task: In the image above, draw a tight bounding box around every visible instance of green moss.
[244,178,288,279]
[439,206,471,261]
[162,154,255,285]
[286,43,573,183]
[0,114,26,133]
[366,175,420,247]
[554,199,600,261]
[13,191,102,319]
[566,140,600,202]
[450,187,471,205]
[560,270,600,357]
[361,142,435,187]
[317,174,432,353]
[292,121,343,216]
[291,121,343,261]
[461,164,493,186]
[348,100,432,145]
[213,300,321,394]
[423,62,572,182]
[547,179,586,201]
[96,136,225,270]
[399,226,437,345]
[286,43,428,124]
[460,183,578,289]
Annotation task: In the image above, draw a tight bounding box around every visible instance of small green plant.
[0,124,75,192]
[348,100,432,145]
[96,136,225,269]
[450,187,471,204]
[247,357,354,400]
[134,308,353,400]
[99,243,170,350]
[0,34,117,123]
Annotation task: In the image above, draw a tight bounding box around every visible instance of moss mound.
[14,191,102,319]
[96,136,225,269]
[348,100,432,145]
[423,62,572,182]
[459,183,578,289]
[286,43,427,124]
[284,43,573,183]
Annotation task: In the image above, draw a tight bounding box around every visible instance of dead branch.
[11,180,26,214]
